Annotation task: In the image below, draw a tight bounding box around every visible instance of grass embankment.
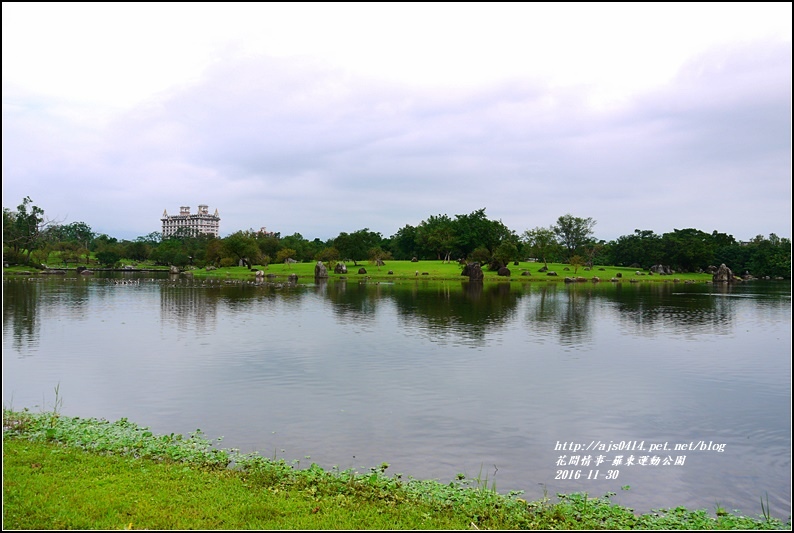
[3,410,788,530]
[185,260,715,285]
[3,259,716,285]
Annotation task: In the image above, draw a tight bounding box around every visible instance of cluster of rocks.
[649,264,674,275]
[712,263,738,283]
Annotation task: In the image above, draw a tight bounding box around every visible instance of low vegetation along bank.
[3,409,788,530]
[4,259,728,287]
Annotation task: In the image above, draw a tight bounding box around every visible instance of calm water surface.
[3,274,791,519]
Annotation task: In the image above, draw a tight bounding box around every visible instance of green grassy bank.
[3,409,788,530]
[192,260,717,284]
[4,259,719,285]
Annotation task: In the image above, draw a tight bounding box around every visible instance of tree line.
[3,198,791,278]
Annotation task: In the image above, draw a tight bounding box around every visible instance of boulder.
[314,261,328,278]
[650,264,673,275]
[466,262,484,281]
[358,267,367,275]
[334,262,347,274]
[712,263,734,283]
[288,273,299,283]
[497,266,511,277]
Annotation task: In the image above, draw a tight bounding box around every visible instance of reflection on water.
[2,276,791,519]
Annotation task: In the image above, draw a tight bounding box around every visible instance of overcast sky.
[3,3,791,242]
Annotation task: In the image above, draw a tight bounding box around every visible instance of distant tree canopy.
[2,197,790,278]
[553,214,596,260]
[3,197,48,264]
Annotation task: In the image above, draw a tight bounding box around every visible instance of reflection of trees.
[3,280,42,354]
[320,280,381,325]
[609,282,736,337]
[160,284,219,333]
[313,280,523,345]
[3,278,94,355]
[519,281,778,344]
[522,284,595,347]
[521,281,785,339]
[159,278,312,333]
[389,281,522,346]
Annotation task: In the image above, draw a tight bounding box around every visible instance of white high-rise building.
[161,205,220,238]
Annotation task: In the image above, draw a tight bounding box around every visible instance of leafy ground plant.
[3,409,791,530]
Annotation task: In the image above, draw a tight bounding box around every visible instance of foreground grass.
[3,410,788,530]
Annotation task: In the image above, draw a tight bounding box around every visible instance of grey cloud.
[3,40,790,241]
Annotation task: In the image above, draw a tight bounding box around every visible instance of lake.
[2,273,791,520]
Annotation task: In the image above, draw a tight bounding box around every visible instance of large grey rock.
[314,261,328,278]
[467,262,484,281]
[712,263,734,282]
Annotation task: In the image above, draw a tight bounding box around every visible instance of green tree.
[223,231,260,268]
[660,228,714,272]
[521,226,558,268]
[607,229,663,267]
[416,215,457,262]
[368,247,392,270]
[136,232,162,245]
[492,241,518,267]
[746,234,792,278]
[389,224,419,260]
[454,208,513,259]
[279,233,311,262]
[91,234,118,252]
[205,239,225,267]
[122,241,151,262]
[255,233,280,260]
[333,229,383,265]
[569,254,584,274]
[276,248,297,264]
[3,197,48,264]
[96,249,121,267]
[553,214,596,260]
[315,246,340,264]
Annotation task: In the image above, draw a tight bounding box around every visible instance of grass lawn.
[3,410,788,530]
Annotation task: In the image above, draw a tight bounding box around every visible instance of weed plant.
[3,408,789,530]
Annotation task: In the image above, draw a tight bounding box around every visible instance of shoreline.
[3,409,789,530]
